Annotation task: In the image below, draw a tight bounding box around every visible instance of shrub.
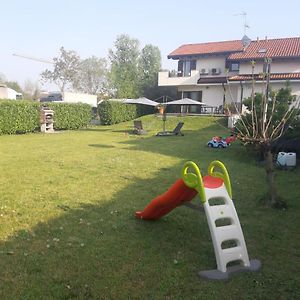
[0,100,40,134]
[46,102,92,130]
[98,101,137,125]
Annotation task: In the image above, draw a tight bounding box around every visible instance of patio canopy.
[164,98,206,106]
[124,97,159,107]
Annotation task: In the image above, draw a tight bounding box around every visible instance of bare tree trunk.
[264,148,277,206]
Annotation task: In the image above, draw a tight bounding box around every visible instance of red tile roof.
[228,37,300,60]
[197,77,227,84]
[168,40,244,59]
[229,73,300,81]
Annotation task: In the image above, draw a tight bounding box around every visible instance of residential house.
[0,84,22,100]
[158,36,300,113]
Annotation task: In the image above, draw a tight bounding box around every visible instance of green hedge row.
[0,100,92,134]
[98,101,137,125]
[98,101,155,125]
[47,102,92,130]
[0,100,40,134]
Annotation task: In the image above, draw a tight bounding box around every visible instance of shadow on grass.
[80,128,112,132]
[0,120,298,299]
[88,144,115,149]
[0,165,214,299]
[115,124,259,171]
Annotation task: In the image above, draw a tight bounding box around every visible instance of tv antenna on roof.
[234,11,250,35]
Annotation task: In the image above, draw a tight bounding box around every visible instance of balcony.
[158,70,200,86]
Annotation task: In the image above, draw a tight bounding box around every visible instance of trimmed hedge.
[98,101,137,125]
[0,100,93,134]
[0,100,40,134]
[47,102,92,130]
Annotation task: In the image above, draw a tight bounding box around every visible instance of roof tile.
[228,37,300,60]
[168,40,244,58]
[168,37,300,60]
[229,73,300,81]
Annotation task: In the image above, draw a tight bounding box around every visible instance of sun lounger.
[133,120,147,135]
[156,122,184,136]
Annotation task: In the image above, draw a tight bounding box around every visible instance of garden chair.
[133,120,147,135]
[156,122,184,136]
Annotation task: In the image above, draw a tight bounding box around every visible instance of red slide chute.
[135,179,197,220]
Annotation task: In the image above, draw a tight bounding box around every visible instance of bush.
[0,101,92,134]
[46,102,92,130]
[98,101,137,125]
[0,100,40,134]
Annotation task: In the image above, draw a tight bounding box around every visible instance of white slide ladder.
[182,161,261,280]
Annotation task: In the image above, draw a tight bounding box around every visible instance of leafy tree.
[5,81,23,93]
[73,56,108,95]
[22,79,41,100]
[235,60,299,208]
[109,34,140,98]
[41,47,80,92]
[138,44,161,98]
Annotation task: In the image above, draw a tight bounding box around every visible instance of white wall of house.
[0,86,21,100]
[196,56,226,76]
[239,60,300,74]
[232,81,300,101]
[177,84,239,107]
[158,70,200,86]
[0,86,8,98]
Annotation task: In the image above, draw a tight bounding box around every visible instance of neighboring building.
[0,84,22,100]
[40,91,98,108]
[158,36,300,113]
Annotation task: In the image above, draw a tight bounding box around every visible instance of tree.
[23,79,40,100]
[73,56,108,95]
[41,47,80,92]
[109,34,140,98]
[234,59,299,208]
[138,44,161,99]
[5,81,23,93]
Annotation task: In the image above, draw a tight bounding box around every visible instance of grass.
[0,115,299,299]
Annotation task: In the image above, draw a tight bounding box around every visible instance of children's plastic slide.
[135,161,261,280]
[135,179,198,220]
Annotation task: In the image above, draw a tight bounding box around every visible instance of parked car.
[207,139,228,148]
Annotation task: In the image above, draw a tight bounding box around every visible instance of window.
[181,91,203,113]
[230,62,239,72]
[178,60,196,77]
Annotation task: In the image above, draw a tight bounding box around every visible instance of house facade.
[158,36,300,113]
[0,84,23,100]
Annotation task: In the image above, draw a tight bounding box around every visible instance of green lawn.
[0,115,299,299]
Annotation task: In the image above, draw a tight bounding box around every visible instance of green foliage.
[0,100,40,134]
[5,81,23,93]
[74,56,108,94]
[0,101,92,134]
[109,34,140,98]
[138,44,161,99]
[46,102,92,130]
[98,101,137,125]
[41,47,81,92]
[237,84,298,138]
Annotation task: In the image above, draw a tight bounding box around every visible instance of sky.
[1,0,299,91]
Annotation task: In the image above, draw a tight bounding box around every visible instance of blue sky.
[1,0,299,90]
